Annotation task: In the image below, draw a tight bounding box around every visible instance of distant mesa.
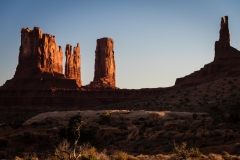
[2,16,240,90]
[175,16,240,87]
[1,16,240,107]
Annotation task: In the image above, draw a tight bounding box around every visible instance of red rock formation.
[0,27,81,91]
[16,27,63,77]
[175,16,240,87]
[65,43,81,86]
[214,16,231,60]
[88,38,116,88]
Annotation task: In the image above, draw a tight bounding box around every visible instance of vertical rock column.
[93,37,116,87]
[41,34,63,74]
[215,16,230,60]
[65,43,81,87]
[73,43,81,86]
[16,27,63,76]
[65,44,72,78]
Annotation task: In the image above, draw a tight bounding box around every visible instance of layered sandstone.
[1,27,82,90]
[65,43,81,86]
[175,16,240,87]
[88,38,116,88]
[16,27,63,77]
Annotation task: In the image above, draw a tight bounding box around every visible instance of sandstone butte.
[84,38,116,89]
[1,16,240,107]
[175,16,240,86]
[1,27,117,91]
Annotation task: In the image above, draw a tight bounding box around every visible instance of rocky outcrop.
[0,27,82,91]
[175,16,240,87]
[16,27,63,77]
[215,16,230,60]
[88,38,116,89]
[65,43,81,86]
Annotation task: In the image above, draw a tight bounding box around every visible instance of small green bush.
[101,111,110,119]
[98,111,111,124]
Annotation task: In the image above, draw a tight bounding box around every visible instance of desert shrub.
[81,145,97,160]
[52,140,101,160]
[52,139,75,160]
[208,153,223,160]
[58,114,82,145]
[97,152,110,160]
[68,115,82,143]
[172,142,202,160]
[98,111,111,124]
[112,151,139,160]
[15,152,38,160]
[101,111,110,118]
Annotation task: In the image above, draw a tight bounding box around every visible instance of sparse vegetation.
[172,142,202,160]
[98,111,111,124]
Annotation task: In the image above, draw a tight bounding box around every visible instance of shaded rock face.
[214,16,231,60]
[175,16,240,87]
[65,43,81,86]
[16,27,63,77]
[92,38,116,87]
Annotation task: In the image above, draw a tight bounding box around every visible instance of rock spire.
[93,37,116,87]
[215,16,230,60]
[175,16,240,87]
[65,43,81,86]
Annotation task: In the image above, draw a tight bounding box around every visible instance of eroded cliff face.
[175,16,240,87]
[16,27,63,77]
[65,43,81,86]
[89,38,116,88]
[0,27,82,90]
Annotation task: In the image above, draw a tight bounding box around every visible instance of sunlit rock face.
[92,37,116,88]
[175,16,240,87]
[65,43,81,86]
[16,27,63,76]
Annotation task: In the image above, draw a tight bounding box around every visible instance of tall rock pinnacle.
[215,16,230,60]
[175,16,240,87]
[65,43,81,87]
[93,37,116,87]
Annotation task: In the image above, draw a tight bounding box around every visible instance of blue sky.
[0,1,240,89]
